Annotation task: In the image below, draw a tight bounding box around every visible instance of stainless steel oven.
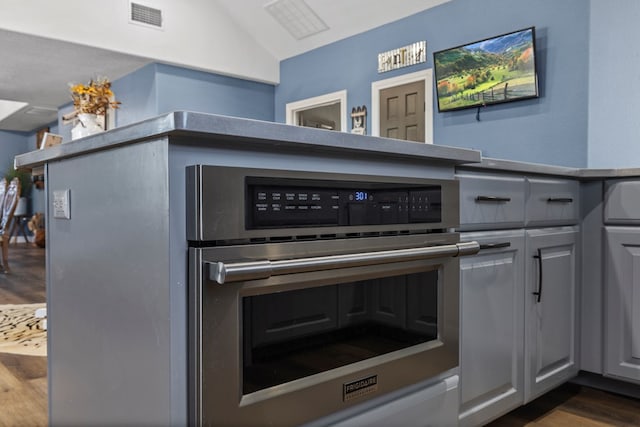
[186,165,478,426]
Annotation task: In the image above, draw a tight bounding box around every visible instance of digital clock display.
[355,191,368,201]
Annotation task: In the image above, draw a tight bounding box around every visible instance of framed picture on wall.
[36,127,49,150]
[39,133,63,149]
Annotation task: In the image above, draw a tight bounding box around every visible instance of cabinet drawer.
[525,178,579,227]
[457,173,525,231]
[604,180,640,224]
[327,375,459,427]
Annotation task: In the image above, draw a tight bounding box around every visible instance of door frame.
[285,90,348,132]
[371,69,433,144]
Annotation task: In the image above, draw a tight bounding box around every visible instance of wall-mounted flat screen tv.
[433,27,538,112]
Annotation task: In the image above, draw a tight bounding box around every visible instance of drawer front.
[525,178,579,227]
[604,180,640,224]
[457,173,525,231]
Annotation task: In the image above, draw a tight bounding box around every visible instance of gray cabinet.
[603,180,640,384]
[604,180,640,224]
[457,168,580,423]
[457,172,526,231]
[604,227,640,383]
[524,226,579,402]
[525,178,579,227]
[459,230,525,427]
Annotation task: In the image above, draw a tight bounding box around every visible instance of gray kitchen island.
[15,112,481,426]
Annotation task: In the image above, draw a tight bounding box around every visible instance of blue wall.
[57,63,155,139]
[276,0,590,167]
[588,0,640,168]
[155,64,274,122]
[57,63,275,138]
[0,128,48,218]
[113,63,158,128]
[28,122,59,216]
[29,61,274,226]
[0,130,29,174]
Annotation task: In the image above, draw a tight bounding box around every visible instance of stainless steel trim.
[187,165,461,241]
[208,241,479,284]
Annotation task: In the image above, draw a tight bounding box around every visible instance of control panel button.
[249,184,441,228]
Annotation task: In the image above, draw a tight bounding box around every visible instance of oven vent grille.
[130,2,163,28]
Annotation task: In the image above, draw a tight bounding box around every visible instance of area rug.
[0,303,47,356]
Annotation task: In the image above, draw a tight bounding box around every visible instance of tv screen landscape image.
[433,27,538,112]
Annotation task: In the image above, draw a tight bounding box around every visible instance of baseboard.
[570,370,640,399]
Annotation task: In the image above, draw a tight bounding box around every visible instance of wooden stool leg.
[20,219,29,242]
[9,218,18,244]
[2,237,9,272]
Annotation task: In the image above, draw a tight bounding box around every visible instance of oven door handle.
[207,241,480,284]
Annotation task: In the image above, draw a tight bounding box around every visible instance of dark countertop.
[15,111,482,169]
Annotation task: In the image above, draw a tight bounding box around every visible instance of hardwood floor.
[0,353,47,427]
[0,243,47,427]
[488,382,640,426]
[0,243,45,305]
[1,243,640,426]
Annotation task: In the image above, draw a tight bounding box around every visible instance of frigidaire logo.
[343,375,378,401]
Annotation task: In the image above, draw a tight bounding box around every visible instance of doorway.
[371,69,433,143]
[285,90,347,132]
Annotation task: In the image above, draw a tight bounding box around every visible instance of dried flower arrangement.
[62,76,121,123]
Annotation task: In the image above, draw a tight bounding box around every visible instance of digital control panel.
[247,180,441,228]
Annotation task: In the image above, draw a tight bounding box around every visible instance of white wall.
[588,0,640,168]
[0,0,279,84]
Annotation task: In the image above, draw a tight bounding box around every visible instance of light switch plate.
[53,189,71,219]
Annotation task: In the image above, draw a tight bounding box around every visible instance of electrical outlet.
[53,189,71,219]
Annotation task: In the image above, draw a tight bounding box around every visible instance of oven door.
[189,234,478,426]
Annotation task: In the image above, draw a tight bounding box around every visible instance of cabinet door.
[459,230,525,427]
[604,227,640,383]
[524,226,579,402]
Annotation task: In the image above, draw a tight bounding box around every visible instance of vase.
[14,197,28,216]
[71,113,104,140]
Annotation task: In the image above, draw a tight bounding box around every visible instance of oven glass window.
[242,270,438,394]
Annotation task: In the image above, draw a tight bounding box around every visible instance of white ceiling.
[215,0,450,61]
[0,0,450,133]
[0,29,152,132]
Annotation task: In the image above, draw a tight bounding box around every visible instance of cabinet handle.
[475,196,511,203]
[532,248,543,303]
[547,197,573,203]
[479,242,511,251]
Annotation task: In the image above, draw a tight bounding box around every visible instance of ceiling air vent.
[130,2,163,29]
[24,106,57,116]
[265,0,328,40]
